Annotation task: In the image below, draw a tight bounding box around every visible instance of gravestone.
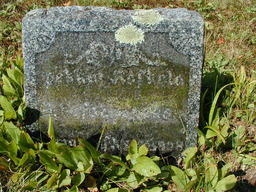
[22,6,204,155]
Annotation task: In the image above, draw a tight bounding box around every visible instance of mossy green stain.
[42,78,188,109]
[104,121,185,142]
[38,59,189,116]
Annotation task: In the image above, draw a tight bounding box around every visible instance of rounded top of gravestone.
[23,6,203,22]
[23,6,204,55]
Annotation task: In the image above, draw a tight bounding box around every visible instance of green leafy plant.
[170,147,237,192]
[0,56,25,126]
[100,139,164,191]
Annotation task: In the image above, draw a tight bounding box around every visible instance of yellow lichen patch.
[132,9,163,26]
[115,25,144,45]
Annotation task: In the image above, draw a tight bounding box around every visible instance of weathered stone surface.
[22,6,204,155]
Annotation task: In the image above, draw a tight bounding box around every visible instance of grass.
[0,0,255,191]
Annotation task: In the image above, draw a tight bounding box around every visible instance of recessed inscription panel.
[35,32,189,152]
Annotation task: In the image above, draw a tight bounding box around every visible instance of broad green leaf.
[36,173,49,186]
[8,140,20,165]
[206,129,217,138]
[100,180,112,191]
[80,159,93,173]
[133,156,161,177]
[151,156,160,162]
[106,188,119,192]
[2,74,16,96]
[48,139,59,153]
[205,125,225,143]
[208,83,234,125]
[185,168,198,181]
[235,125,246,139]
[214,175,237,191]
[56,150,78,170]
[0,110,4,124]
[240,154,256,166]
[185,181,196,191]
[8,153,20,165]
[18,149,35,167]
[14,56,24,70]
[156,171,169,180]
[127,171,145,188]
[139,144,148,156]
[18,152,29,167]
[220,162,232,179]
[126,140,140,165]
[128,139,138,155]
[127,172,139,188]
[143,186,163,192]
[219,119,229,138]
[58,169,71,188]
[195,127,206,145]
[11,172,21,183]
[104,162,127,177]
[232,125,247,148]
[85,175,97,188]
[200,89,208,126]
[69,186,79,192]
[161,165,170,171]
[76,161,84,172]
[72,172,85,186]
[47,174,58,189]
[211,108,220,127]
[182,147,197,169]
[48,140,69,154]
[78,139,101,165]
[34,142,43,150]
[240,65,246,83]
[7,67,24,87]
[19,131,35,152]
[0,138,9,153]
[17,104,25,123]
[170,166,189,191]
[204,153,216,164]
[38,151,59,174]
[205,164,218,189]
[106,188,129,192]
[100,153,129,170]
[3,121,21,143]
[71,146,93,166]
[156,166,170,180]
[0,95,17,120]
[21,181,38,191]
[126,153,139,165]
[48,117,55,140]
[8,140,18,156]
[0,157,9,171]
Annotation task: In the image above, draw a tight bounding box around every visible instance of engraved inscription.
[63,42,170,67]
[44,67,184,88]
[35,32,190,140]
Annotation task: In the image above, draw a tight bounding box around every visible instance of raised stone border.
[22,6,204,155]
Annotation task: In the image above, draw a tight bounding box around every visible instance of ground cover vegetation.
[0,0,255,191]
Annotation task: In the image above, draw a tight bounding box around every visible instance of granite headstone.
[22,6,204,155]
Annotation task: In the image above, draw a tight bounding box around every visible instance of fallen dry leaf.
[238,55,245,59]
[88,188,99,192]
[217,37,225,44]
[63,1,71,6]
